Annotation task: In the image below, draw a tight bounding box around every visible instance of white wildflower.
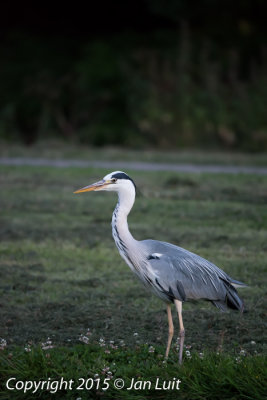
[185,350,191,358]
[79,335,89,344]
[41,338,54,350]
[0,339,7,350]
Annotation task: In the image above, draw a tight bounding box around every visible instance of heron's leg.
[174,299,185,365]
[165,303,174,359]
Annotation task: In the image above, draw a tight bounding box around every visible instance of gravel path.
[0,157,267,175]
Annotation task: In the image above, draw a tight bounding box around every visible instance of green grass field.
[0,155,266,399]
[1,140,267,166]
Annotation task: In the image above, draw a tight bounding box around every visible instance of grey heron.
[74,171,246,364]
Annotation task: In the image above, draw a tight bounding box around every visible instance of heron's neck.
[112,189,136,249]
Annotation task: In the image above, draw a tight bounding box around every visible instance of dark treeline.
[1,1,267,151]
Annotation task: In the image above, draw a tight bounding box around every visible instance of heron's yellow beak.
[74,179,111,193]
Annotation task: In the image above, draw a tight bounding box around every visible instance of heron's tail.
[229,278,247,289]
[212,278,245,312]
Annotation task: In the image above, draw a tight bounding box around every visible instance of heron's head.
[74,171,136,196]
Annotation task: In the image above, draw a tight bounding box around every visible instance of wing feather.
[142,239,244,305]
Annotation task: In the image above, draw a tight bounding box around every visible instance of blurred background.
[1,0,267,152]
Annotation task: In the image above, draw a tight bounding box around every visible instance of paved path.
[0,157,267,175]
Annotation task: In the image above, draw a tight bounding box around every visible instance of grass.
[1,141,267,166]
[0,345,265,399]
[0,158,266,399]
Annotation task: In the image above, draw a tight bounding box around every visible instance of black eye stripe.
[111,172,136,192]
[111,172,130,180]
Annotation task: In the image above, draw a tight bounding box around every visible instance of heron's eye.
[111,178,117,183]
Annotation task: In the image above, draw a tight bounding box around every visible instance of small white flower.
[133,332,138,337]
[250,341,256,345]
[41,338,54,350]
[79,335,89,344]
[240,349,246,356]
[148,346,155,353]
[185,350,191,358]
[0,339,7,350]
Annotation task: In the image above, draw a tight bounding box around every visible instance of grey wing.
[146,253,225,302]
[142,240,245,309]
